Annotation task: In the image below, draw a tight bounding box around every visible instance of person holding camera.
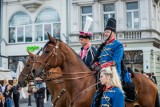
[33,77,46,107]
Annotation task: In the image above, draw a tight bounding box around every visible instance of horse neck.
[61,53,96,98]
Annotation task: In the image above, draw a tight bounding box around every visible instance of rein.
[70,81,100,105]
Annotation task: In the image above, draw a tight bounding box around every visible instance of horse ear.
[27,51,35,58]
[48,33,56,44]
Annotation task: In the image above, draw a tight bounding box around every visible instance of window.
[126,1,139,29]
[35,8,61,41]
[8,56,28,72]
[9,12,32,43]
[103,3,115,28]
[81,6,92,31]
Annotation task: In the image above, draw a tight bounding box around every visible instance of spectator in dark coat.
[33,77,46,107]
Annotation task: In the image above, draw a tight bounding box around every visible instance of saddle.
[121,61,137,102]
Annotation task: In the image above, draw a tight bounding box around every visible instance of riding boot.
[123,82,137,102]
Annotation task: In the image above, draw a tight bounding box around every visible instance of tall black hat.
[104,18,116,33]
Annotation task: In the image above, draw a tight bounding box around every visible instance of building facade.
[69,0,160,90]
[0,0,2,66]
[1,0,160,90]
[1,0,69,72]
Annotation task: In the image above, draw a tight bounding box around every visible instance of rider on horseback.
[91,18,137,102]
[79,16,97,67]
[91,18,123,77]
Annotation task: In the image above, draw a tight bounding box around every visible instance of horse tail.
[155,92,160,107]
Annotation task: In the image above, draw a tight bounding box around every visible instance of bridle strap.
[70,81,100,105]
[21,72,28,77]
[53,89,66,107]
[62,71,96,81]
[33,42,58,71]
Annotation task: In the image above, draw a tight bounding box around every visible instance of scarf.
[79,42,91,59]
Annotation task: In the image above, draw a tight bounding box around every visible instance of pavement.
[13,95,52,107]
[11,94,160,107]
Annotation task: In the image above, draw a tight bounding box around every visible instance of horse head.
[18,51,37,87]
[32,34,65,77]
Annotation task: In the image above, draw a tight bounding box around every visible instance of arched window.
[9,12,32,43]
[35,8,61,41]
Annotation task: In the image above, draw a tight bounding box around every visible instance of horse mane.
[45,39,88,69]
[59,40,86,65]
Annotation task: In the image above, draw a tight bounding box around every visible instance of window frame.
[8,12,32,44]
[9,24,33,43]
[80,5,93,31]
[35,8,61,42]
[126,1,140,29]
[103,3,115,30]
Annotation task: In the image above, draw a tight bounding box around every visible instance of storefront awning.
[0,67,13,80]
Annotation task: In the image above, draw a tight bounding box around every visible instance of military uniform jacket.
[91,87,124,107]
[80,46,97,67]
[98,40,124,77]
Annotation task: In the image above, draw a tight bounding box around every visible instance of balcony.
[69,29,160,44]
[19,0,44,12]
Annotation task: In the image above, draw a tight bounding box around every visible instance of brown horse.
[32,36,96,107]
[32,35,159,107]
[18,51,69,107]
[125,71,159,107]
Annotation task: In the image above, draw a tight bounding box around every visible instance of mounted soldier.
[79,16,97,67]
[91,17,137,102]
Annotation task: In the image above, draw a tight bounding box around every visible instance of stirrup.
[125,90,137,102]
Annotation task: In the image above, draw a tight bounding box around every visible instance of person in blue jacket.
[79,31,97,67]
[91,65,124,107]
[91,18,124,78]
[91,17,137,101]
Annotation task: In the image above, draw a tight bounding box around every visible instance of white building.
[1,0,69,71]
[1,0,160,90]
[69,0,160,90]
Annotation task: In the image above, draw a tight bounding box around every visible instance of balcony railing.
[69,29,160,44]
[116,31,142,39]
[19,0,44,12]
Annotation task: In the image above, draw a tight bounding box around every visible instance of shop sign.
[26,45,40,52]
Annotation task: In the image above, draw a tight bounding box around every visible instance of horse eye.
[45,50,49,53]
[26,64,30,67]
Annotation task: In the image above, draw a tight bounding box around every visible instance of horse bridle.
[28,53,63,83]
[19,56,39,84]
[33,41,59,74]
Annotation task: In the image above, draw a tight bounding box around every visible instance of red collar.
[102,85,113,92]
[104,38,115,44]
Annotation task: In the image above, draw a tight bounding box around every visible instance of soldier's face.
[79,38,89,46]
[104,30,111,39]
